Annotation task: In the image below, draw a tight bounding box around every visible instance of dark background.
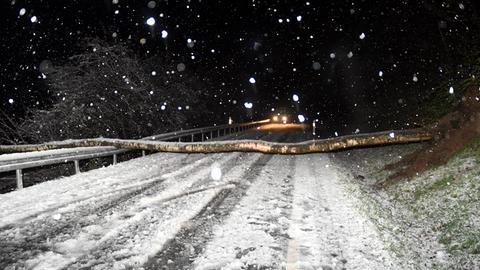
[1,0,478,136]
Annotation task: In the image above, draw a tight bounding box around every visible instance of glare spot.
[210,163,222,181]
[146,17,156,26]
[298,114,305,123]
[177,63,186,72]
[147,1,156,8]
[161,30,168,38]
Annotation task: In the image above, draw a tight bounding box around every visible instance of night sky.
[1,0,477,134]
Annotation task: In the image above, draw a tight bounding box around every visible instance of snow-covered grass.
[333,141,480,269]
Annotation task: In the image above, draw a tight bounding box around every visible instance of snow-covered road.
[0,129,397,270]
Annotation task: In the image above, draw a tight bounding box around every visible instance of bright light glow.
[249,77,256,84]
[273,115,279,122]
[146,17,156,26]
[210,163,222,181]
[292,94,299,102]
[161,30,168,38]
[298,114,305,123]
[244,102,253,109]
[282,116,287,124]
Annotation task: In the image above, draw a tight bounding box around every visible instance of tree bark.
[0,129,432,155]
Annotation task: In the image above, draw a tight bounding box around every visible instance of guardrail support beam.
[16,169,23,189]
[113,154,118,165]
[74,160,80,174]
[142,150,146,157]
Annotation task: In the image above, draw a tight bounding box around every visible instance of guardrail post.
[191,134,194,142]
[74,160,80,174]
[142,150,146,157]
[16,169,23,189]
[178,137,182,142]
[217,129,220,137]
[201,133,205,142]
[210,131,213,140]
[113,154,118,165]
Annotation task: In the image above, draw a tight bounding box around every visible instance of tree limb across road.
[0,129,432,155]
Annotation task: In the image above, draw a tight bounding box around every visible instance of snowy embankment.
[334,143,480,269]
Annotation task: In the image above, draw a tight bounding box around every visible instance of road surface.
[0,126,397,270]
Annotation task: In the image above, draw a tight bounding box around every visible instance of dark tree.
[18,39,214,143]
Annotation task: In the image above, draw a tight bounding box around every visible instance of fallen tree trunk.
[0,129,432,155]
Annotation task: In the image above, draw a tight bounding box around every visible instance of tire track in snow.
[50,132,286,269]
[141,132,293,270]
[0,153,217,269]
[59,152,245,269]
[285,154,396,270]
[142,154,274,269]
[0,131,282,269]
[189,156,296,269]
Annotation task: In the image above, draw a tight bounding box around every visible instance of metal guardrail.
[0,119,269,190]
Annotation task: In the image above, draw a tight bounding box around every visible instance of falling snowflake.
[359,32,366,39]
[292,94,299,102]
[244,102,253,109]
[161,30,168,38]
[298,115,305,123]
[19,8,26,16]
[449,86,454,94]
[30,16,38,23]
[146,17,156,26]
[249,77,256,84]
[210,163,222,181]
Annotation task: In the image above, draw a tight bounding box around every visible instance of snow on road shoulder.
[286,154,397,270]
[193,155,296,270]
